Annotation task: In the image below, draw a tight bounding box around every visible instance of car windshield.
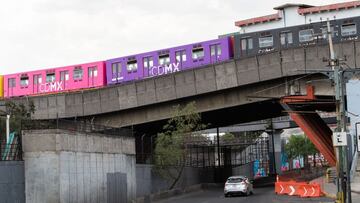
[227,178,244,183]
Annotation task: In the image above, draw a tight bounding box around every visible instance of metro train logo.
[149,62,180,77]
[39,81,63,93]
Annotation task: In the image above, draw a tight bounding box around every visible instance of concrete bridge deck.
[2,40,359,129]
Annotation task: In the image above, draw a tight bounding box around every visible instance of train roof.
[106,37,229,62]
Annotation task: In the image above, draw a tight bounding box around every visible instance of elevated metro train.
[0,15,359,99]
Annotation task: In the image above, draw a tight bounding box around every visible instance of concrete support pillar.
[268,130,282,175]
[22,129,136,203]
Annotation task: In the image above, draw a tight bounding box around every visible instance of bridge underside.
[132,95,334,136]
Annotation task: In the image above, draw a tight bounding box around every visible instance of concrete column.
[268,130,282,175]
[22,129,136,203]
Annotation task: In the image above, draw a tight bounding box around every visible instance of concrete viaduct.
[4,40,359,129]
[2,40,360,164]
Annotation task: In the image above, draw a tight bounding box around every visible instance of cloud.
[0,0,347,74]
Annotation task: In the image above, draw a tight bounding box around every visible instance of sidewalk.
[311,174,360,202]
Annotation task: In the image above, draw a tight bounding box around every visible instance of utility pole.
[6,115,10,143]
[326,19,351,203]
[0,103,10,144]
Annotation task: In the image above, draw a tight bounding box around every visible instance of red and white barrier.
[275,180,323,197]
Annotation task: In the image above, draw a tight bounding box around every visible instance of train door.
[210,44,221,63]
[280,31,293,48]
[88,66,98,87]
[175,50,186,69]
[33,74,42,94]
[240,37,253,56]
[60,70,69,90]
[7,78,16,97]
[111,62,122,83]
[143,56,154,77]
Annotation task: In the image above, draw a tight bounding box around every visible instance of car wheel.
[224,193,229,198]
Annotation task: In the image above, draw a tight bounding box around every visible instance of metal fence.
[136,135,270,169]
[0,135,22,161]
[21,119,133,137]
[0,118,132,161]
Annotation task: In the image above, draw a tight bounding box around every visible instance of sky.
[0,0,347,75]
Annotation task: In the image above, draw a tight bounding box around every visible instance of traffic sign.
[332,132,348,147]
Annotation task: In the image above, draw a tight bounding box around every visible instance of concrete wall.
[232,163,254,180]
[22,129,136,203]
[0,161,25,203]
[136,164,214,197]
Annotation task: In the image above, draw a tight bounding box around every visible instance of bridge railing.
[21,119,133,137]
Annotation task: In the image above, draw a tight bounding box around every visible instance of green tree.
[284,134,318,170]
[154,102,206,189]
[0,100,35,139]
[221,132,235,143]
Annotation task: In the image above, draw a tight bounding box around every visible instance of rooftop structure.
[235,1,360,33]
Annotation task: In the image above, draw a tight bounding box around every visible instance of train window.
[211,44,221,56]
[280,32,293,45]
[259,36,273,48]
[20,76,29,87]
[159,54,170,66]
[33,74,42,84]
[46,73,56,83]
[241,38,253,50]
[8,78,16,88]
[73,68,83,80]
[143,57,154,68]
[299,29,314,42]
[127,60,138,72]
[176,50,187,63]
[60,71,69,81]
[341,24,357,36]
[88,66,97,77]
[192,47,204,60]
[112,62,121,74]
[321,27,337,39]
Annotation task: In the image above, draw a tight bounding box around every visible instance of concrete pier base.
[22,129,136,203]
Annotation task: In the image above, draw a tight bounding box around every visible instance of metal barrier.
[275,176,323,197]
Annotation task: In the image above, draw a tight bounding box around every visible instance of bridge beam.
[281,85,336,167]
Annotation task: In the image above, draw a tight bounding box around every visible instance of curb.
[322,191,337,199]
[320,190,360,199]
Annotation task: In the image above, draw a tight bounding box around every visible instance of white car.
[224,176,254,197]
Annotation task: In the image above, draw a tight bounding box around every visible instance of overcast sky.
[0,0,346,74]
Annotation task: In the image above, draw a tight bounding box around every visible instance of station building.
[235,1,360,33]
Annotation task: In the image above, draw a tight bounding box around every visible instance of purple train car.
[106,37,233,85]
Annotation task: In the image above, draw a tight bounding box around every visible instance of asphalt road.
[154,186,334,203]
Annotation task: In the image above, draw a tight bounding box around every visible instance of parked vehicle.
[224,175,253,197]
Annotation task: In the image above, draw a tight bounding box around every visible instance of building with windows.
[235,1,360,34]
[233,1,360,57]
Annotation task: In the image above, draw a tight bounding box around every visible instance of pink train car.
[3,61,106,98]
